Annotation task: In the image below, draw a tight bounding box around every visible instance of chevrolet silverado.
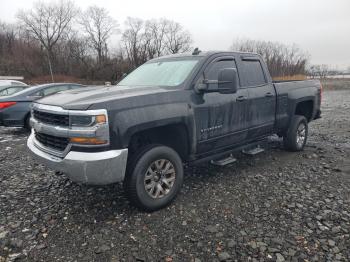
[27,51,322,211]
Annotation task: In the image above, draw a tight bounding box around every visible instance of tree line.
[0,0,192,83]
[0,0,316,83]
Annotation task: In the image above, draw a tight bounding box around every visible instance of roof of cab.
[148,50,260,62]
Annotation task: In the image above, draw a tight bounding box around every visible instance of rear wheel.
[283,115,308,151]
[124,145,184,211]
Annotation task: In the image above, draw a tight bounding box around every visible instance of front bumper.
[27,133,128,185]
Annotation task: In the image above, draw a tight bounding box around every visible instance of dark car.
[0,85,29,96]
[0,83,84,128]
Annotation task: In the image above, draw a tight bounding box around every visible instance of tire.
[24,114,31,131]
[124,144,184,211]
[283,115,308,152]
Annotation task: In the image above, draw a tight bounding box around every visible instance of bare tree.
[0,22,17,54]
[3,13,194,82]
[164,21,192,54]
[121,17,148,68]
[144,18,168,58]
[17,0,78,81]
[121,17,193,68]
[307,64,329,79]
[79,6,118,64]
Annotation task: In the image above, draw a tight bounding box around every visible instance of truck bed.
[273,79,322,132]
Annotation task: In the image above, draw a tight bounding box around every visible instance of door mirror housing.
[195,68,238,94]
[217,68,238,94]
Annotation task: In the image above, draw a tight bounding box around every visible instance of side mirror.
[217,68,238,94]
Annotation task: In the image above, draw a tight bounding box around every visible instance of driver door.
[192,56,250,155]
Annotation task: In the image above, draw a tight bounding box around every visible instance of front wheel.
[124,145,184,211]
[283,115,308,151]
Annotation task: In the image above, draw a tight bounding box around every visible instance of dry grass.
[272,75,350,90]
[321,78,350,90]
[272,74,307,81]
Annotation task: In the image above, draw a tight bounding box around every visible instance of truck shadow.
[54,137,287,221]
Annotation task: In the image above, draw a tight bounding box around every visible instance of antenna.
[192,48,201,55]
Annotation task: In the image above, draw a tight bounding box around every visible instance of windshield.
[118,58,200,87]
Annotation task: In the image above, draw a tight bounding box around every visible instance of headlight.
[70,114,106,127]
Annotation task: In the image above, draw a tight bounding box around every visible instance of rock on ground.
[0,90,350,261]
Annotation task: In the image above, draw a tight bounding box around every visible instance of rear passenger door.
[238,56,276,139]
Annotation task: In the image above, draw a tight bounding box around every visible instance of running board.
[211,155,237,166]
[242,146,265,155]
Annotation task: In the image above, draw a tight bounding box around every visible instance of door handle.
[236,96,247,102]
[265,92,274,97]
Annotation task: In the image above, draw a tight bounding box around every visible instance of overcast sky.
[1,0,349,69]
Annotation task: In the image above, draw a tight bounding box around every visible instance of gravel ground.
[1,90,350,262]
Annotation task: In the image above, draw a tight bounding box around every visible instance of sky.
[0,0,349,70]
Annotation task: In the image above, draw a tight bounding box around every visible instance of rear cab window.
[239,57,267,87]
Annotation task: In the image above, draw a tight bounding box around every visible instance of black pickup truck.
[27,51,322,211]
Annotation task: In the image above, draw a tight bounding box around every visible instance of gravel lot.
[1,90,350,262]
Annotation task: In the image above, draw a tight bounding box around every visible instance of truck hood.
[37,85,175,110]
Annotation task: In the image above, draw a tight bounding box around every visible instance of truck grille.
[35,132,69,151]
[33,110,69,126]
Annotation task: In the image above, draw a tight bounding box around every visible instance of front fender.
[111,103,193,149]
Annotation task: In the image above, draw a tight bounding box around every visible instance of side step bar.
[191,138,268,165]
[242,146,265,155]
[211,155,237,166]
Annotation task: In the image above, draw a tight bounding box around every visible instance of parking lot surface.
[1,90,350,261]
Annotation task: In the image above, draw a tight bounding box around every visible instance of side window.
[240,60,267,87]
[42,85,69,96]
[205,59,237,89]
[31,90,44,97]
[0,89,8,95]
[7,87,22,95]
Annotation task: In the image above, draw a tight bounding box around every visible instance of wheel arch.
[294,100,314,121]
[125,121,191,161]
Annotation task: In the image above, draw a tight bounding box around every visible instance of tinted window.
[7,87,25,95]
[240,60,266,87]
[205,59,237,89]
[42,85,70,96]
[31,90,44,97]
